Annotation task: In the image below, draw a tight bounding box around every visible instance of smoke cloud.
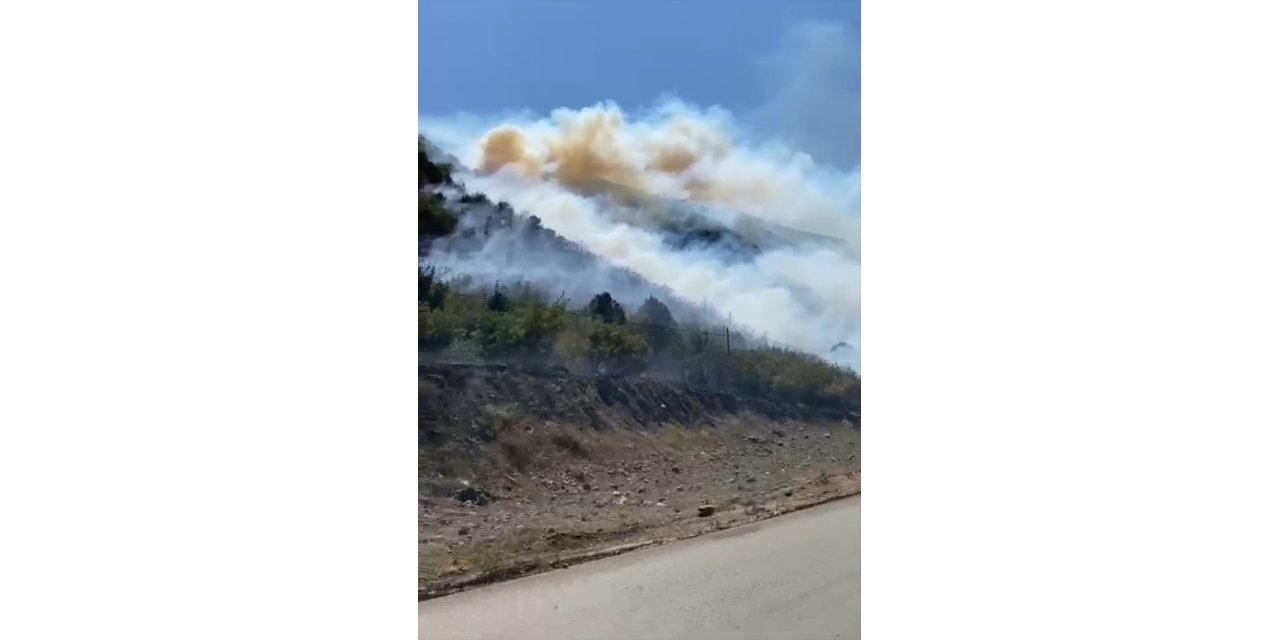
[420,21,859,370]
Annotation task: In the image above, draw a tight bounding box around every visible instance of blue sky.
[419,0,859,169]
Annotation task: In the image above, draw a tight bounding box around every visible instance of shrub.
[472,301,568,362]
[585,321,650,375]
[419,309,461,351]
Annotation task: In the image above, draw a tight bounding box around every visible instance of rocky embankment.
[419,363,860,599]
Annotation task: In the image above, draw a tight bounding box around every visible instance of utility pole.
[725,326,731,356]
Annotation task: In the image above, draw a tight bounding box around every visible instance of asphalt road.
[419,496,860,640]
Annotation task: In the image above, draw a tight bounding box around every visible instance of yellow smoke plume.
[467,102,857,246]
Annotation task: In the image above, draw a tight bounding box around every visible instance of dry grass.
[550,430,590,458]
[419,543,453,585]
[492,421,600,473]
[455,528,544,574]
[477,404,517,441]
[655,424,714,454]
[420,446,480,485]
[718,415,749,439]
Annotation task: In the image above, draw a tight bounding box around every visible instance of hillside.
[418,135,860,399]
[418,136,860,599]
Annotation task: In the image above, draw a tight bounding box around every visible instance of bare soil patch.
[419,363,860,599]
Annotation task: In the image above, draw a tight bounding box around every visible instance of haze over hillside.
[420,19,859,370]
[422,101,858,370]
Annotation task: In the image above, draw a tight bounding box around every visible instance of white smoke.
[420,22,859,370]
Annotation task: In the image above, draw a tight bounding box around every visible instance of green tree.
[586,292,627,325]
[633,295,679,355]
[419,194,458,238]
[486,284,512,313]
[418,266,449,310]
[419,135,454,188]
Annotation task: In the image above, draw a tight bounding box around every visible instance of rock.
[746,477,756,483]
[671,466,680,474]
[612,490,622,497]
[656,501,666,507]
[457,527,469,536]
[697,505,716,517]
[772,429,786,438]
[824,432,832,439]
[582,482,592,491]
[784,488,794,497]
[453,486,495,506]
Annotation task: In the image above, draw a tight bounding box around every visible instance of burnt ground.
[419,363,860,599]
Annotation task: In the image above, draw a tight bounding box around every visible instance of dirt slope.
[419,363,860,599]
